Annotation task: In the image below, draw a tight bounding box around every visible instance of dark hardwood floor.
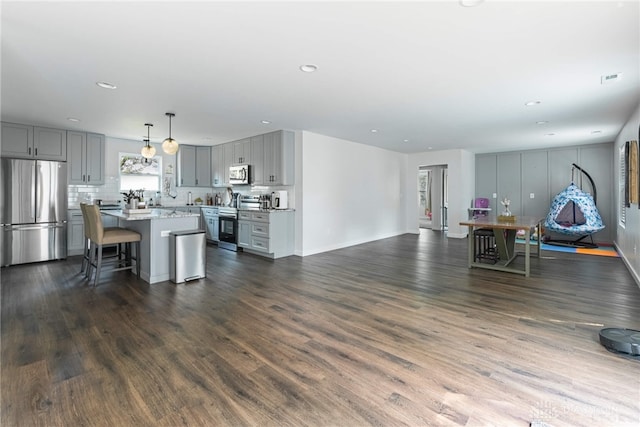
[2,230,639,426]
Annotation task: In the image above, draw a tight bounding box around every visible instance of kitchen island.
[103,209,201,284]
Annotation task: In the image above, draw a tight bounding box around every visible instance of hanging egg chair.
[543,163,605,248]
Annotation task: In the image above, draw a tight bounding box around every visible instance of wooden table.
[459,216,543,277]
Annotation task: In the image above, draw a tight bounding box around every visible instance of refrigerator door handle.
[35,163,43,221]
[4,223,65,231]
[31,162,37,221]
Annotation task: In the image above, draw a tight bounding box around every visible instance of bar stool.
[79,203,118,278]
[79,203,92,277]
[83,203,141,286]
[474,228,499,264]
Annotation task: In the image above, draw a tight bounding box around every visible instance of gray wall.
[475,142,614,243]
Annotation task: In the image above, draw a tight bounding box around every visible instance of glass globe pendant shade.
[162,112,179,155]
[141,143,156,158]
[162,137,179,155]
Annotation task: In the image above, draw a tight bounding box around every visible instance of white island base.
[104,210,201,284]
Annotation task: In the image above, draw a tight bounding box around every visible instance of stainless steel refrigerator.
[1,158,67,266]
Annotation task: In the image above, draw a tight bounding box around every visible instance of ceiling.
[1,1,638,154]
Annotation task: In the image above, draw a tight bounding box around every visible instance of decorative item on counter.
[187,191,193,205]
[215,193,222,206]
[194,197,203,205]
[498,196,516,222]
[121,189,146,209]
[206,193,213,205]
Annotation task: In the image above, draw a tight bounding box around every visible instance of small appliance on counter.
[239,195,261,211]
[271,191,288,209]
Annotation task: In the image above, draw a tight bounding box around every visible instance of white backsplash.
[69,175,217,208]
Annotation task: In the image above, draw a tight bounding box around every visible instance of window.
[119,153,162,193]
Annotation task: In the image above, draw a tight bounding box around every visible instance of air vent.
[601,73,622,84]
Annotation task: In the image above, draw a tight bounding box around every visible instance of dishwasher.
[169,229,206,283]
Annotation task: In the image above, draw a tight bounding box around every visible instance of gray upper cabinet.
[195,146,212,187]
[232,138,251,164]
[178,145,197,186]
[177,144,211,187]
[250,134,265,185]
[211,145,225,186]
[68,131,105,185]
[262,130,294,185]
[211,129,295,187]
[1,122,66,161]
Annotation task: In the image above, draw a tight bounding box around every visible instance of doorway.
[418,165,448,230]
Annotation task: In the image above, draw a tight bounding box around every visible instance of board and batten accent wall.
[615,103,640,287]
[475,142,614,244]
[297,131,407,256]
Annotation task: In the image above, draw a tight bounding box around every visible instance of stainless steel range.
[218,206,238,251]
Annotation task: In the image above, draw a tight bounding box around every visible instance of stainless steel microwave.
[229,164,251,185]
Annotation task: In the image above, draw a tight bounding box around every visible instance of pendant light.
[162,112,179,155]
[141,123,156,158]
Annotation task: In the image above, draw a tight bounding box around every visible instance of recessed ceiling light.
[545,133,555,136]
[428,147,433,150]
[403,139,409,143]
[96,81,117,89]
[536,121,548,125]
[261,120,271,124]
[370,129,378,133]
[67,117,80,122]
[299,64,318,73]
[525,100,541,106]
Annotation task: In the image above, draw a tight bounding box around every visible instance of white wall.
[297,131,407,256]
[407,149,475,238]
[615,103,640,286]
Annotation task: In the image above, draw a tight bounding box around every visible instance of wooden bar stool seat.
[82,203,141,286]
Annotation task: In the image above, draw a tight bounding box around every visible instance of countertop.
[238,208,295,213]
[102,209,201,221]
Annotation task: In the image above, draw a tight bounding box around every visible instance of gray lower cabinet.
[1,122,67,161]
[67,210,85,256]
[67,210,118,256]
[173,206,203,229]
[68,131,105,185]
[201,207,219,242]
[237,210,294,258]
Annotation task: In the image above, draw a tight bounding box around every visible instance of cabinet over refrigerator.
[1,158,67,266]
